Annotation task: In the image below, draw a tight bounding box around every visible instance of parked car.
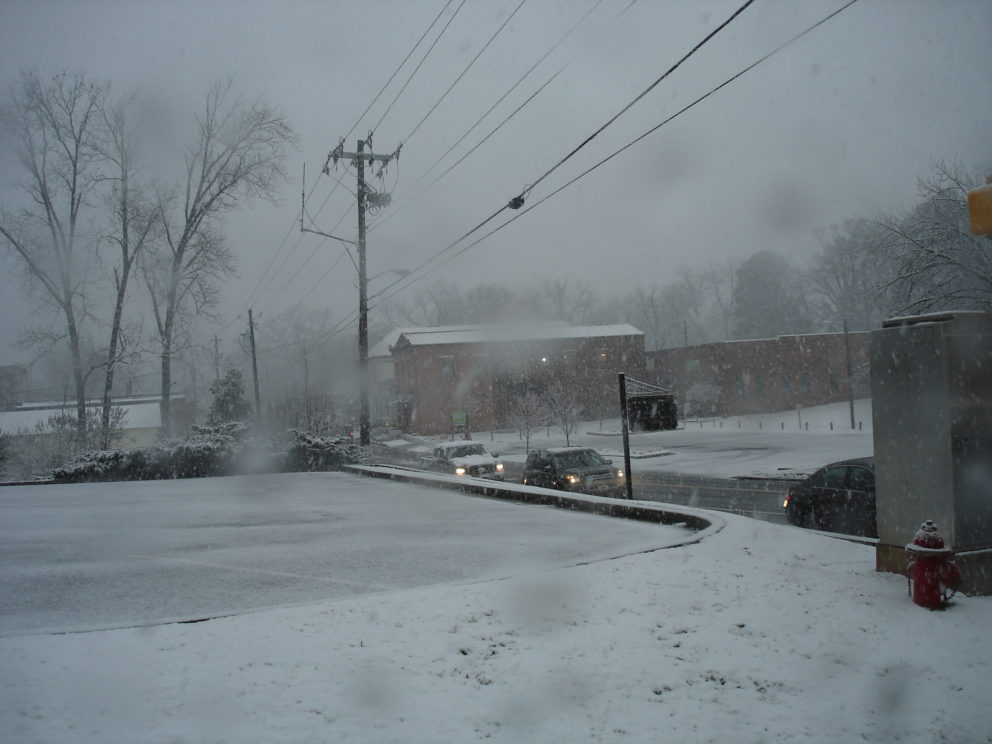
[783,457,876,537]
[420,441,505,480]
[521,447,625,497]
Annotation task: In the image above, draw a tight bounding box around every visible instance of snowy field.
[3,398,991,743]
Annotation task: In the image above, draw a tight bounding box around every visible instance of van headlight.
[455,466,466,476]
[495,462,504,472]
[616,469,625,479]
[565,474,581,485]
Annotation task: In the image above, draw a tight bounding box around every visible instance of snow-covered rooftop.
[395,323,643,348]
[0,400,162,435]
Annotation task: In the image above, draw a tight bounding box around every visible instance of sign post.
[618,373,634,500]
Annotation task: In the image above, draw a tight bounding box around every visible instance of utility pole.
[618,373,634,500]
[302,344,312,431]
[322,137,399,446]
[844,318,855,430]
[248,309,261,424]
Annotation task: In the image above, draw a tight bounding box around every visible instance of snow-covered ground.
[398,398,875,480]
[3,398,990,743]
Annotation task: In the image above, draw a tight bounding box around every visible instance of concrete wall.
[871,312,992,596]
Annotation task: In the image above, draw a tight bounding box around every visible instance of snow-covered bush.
[281,429,370,472]
[49,423,367,483]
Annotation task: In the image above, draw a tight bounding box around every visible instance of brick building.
[648,331,871,418]
[390,324,646,434]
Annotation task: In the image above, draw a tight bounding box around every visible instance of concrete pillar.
[870,311,992,595]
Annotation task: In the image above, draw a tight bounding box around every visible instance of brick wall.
[648,332,870,418]
[393,334,646,434]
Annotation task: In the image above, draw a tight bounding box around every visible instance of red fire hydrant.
[905,520,961,610]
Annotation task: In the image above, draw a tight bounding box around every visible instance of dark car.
[783,457,876,537]
[521,447,625,497]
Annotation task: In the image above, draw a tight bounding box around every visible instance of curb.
[343,464,723,541]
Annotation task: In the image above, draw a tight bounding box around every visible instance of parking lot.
[0,471,690,635]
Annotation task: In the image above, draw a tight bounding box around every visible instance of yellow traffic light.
[967,179,992,236]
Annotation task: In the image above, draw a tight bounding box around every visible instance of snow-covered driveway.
[0,472,691,635]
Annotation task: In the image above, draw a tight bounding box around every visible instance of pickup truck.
[420,441,505,480]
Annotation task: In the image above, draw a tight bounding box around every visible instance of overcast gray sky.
[1,0,990,364]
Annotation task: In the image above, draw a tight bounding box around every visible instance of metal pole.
[844,318,855,429]
[618,373,634,500]
[357,140,370,446]
[248,308,261,423]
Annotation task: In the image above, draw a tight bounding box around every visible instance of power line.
[345,0,455,143]
[369,0,604,232]
[371,0,469,136]
[366,0,759,301]
[402,0,529,145]
[234,3,457,323]
[233,166,327,324]
[367,0,862,311]
[512,0,757,206]
[368,62,566,235]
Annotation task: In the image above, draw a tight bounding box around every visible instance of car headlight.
[455,467,466,476]
[495,462,504,472]
[565,474,581,485]
[616,469,624,479]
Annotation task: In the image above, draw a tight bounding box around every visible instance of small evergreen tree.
[207,369,253,425]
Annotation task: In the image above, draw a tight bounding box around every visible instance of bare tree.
[0,70,109,431]
[507,390,548,454]
[144,78,295,435]
[543,381,583,446]
[879,160,992,313]
[699,259,737,341]
[255,305,340,433]
[732,250,813,340]
[806,218,895,332]
[540,278,597,324]
[93,92,158,447]
[406,278,464,326]
[623,285,668,351]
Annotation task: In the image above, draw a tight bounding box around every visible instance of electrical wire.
[233,166,326,323]
[346,0,455,144]
[512,0,756,206]
[369,63,566,234]
[368,0,604,232]
[234,2,456,322]
[367,0,862,312]
[402,0,529,145]
[371,0,469,136]
[366,0,759,302]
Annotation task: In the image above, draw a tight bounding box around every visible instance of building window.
[782,375,792,394]
[735,373,746,399]
[829,369,840,393]
[755,375,765,396]
[800,372,811,393]
[439,356,455,383]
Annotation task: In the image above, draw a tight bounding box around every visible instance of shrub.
[50,423,367,483]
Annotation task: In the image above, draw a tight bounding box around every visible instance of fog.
[1,0,989,368]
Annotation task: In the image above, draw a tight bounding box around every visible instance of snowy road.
[0,472,689,635]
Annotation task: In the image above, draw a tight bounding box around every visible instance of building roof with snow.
[0,398,167,436]
[392,323,642,350]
